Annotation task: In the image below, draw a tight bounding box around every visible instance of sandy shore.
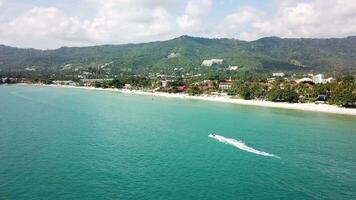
[16,84,356,116]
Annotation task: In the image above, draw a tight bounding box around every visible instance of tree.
[267,88,282,102]
[187,86,202,96]
[44,79,53,85]
[110,78,125,88]
[250,83,265,99]
[329,82,356,107]
[283,88,299,103]
[4,78,12,84]
[94,81,102,88]
[239,85,253,100]
[267,86,299,103]
[171,78,186,87]
[338,75,355,83]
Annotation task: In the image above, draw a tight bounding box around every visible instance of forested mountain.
[1,35,355,74]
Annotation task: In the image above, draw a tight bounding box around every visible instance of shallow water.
[1,85,356,199]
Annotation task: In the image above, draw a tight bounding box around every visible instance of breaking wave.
[209,134,280,159]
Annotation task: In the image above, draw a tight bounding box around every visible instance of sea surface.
[1,85,356,200]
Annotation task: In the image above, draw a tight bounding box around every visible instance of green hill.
[1,35,355,74]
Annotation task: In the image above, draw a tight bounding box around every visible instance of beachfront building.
[312,74,325,84]
[297,74,335,84]
[53,80,77,86]
[1,77,18,84]
[201,59,223,67]
[81,79,113,83]
[219,81,233,90]
[194,80,216,90]
[123,84,132,90]
[325,77,336,83]
[160,80,172,88]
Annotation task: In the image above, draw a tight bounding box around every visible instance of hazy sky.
[0,0,355,49]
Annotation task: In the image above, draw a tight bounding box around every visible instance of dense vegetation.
[1,35,356,74]
[1,35,355,108]
[1,73,355,107]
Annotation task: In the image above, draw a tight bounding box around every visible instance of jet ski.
[209,133,217,137]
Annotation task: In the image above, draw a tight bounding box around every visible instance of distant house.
[195,80,215,90]
[123,84,132,90]
[219,81,233,90]
[227,65,239,71]
[161,80,172,88]
[272,72,285,77]
[1,77,18,84]
[167,52,180,59]
[202,59,223,67]
[325,77,336,83]
[177,86,189,92]
[53,80,77,86]
[81,79,113,83]
[25,67,36,71]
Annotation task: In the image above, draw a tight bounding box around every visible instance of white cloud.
[224,0,356,40]
[220,6,264,40]
[0,0,176,48]
[95,0,175,7]
[185,0,212,16]
[5,7,87,41]
[176,15,199,30]
[1,0,356,48]
[269,0,356,38]
[176,0,212,32]
[86,0,174,43]
[225,6,262,27]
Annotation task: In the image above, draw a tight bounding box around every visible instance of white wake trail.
[209,134,280,159]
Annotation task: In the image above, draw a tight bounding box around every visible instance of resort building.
[296,77,314,84]
[195,80,216,90]
[325,77,336,83]
[219,81,233,90]
[202,59,223,67]
[273,72,285,77]
[161,80,172,88]
[25,67,36,71]
[53,80,77,86]
[228,66,239,71]
[312,74,325,84]
[80,79,113,83]
[167,52,180,59]
[123,84,132,90]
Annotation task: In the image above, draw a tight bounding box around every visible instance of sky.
[0,0,355,49]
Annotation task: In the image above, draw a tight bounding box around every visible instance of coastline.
[13,83,356,116]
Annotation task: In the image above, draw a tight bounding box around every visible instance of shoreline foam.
[13,83,356,116]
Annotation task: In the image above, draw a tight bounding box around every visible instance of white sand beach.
[20,84,356,116]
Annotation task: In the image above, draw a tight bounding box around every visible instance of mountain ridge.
[1,35,355,74]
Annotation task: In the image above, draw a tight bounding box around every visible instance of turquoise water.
[1,85,356,200]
